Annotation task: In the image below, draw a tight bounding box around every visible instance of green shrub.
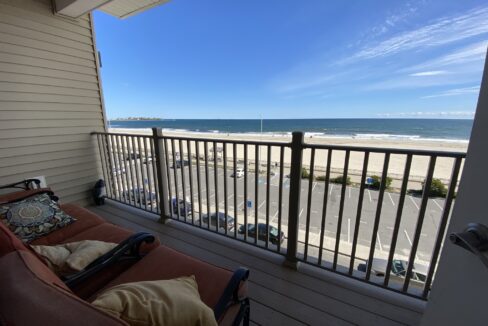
[369,175,393,189]
[315,175,327,181]
[423,178,448,197]
[301,167,310,179]
[331,175,351,185]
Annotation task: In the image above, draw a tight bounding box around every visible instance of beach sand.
[109,128,467,189]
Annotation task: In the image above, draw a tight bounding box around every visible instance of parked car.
[171,197,192,217]
[122,188,156,206]
[238,223,285,245]
[201,212,235,231]
[143,156,153,164]
[357,258,428,284]
[172,159,189,168]
[231,168,245,178]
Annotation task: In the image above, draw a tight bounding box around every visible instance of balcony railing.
[93,129,465,300]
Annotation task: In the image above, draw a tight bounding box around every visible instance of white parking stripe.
[403,229,419,261]
[433,199,443,210]
[258,201,266,209]
[377,232,383,252]
[388,193,395,206]
[312,182,317,192]
[348,187,351,198]
[299,208,304,217]
[367,189,372,202]
[329,184,334,196]
[409,196,419,209]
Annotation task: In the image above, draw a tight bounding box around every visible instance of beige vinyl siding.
[0,0,106,205]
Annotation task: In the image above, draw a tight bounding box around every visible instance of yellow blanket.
[31,240,118,274]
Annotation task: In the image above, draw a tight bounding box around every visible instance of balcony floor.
[89,201,425,326]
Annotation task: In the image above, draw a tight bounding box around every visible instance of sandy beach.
[109,128,467,189]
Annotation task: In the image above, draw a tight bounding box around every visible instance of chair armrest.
[62,232,156,289]
[0,179,41,191]
[213,267,250,321]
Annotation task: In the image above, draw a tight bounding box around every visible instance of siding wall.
[0,0,106,205]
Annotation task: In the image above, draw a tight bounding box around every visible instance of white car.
[231,168,245,178]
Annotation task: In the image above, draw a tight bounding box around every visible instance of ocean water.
[109,119,473,142]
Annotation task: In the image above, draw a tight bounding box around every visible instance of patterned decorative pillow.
[0,193,76,243]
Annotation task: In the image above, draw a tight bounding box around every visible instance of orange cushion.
[93,246,233,309]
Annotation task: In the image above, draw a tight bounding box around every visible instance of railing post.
[152,128,170,223]
[284,131,303,269]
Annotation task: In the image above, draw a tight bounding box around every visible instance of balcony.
[90,129,465,324]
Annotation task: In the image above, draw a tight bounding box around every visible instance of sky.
[93,0,488,120]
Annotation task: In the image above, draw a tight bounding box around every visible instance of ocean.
[109,119,473,142]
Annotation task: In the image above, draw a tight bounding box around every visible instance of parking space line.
[329,184,334,196]
[312,182,317,192]
[433,199,443,210]
[409,196,419,210]
[377,232,383,252]
[360,220,367,224]
[258,201,266,209]
[299,208,304,217]
[403,228,419,261]
[387,193,395,206]
[348,187,351,199]
[238,201,245,209]
[367,189,372,202]
[271,211,279,223]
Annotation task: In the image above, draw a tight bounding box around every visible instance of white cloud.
[421,86,480,98]
[410,70,446,77]
[349,7,488,61]
[378,111,475,118]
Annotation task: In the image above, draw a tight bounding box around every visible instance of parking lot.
[161,162,446,270]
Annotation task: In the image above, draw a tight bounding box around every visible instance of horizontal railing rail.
[92,130,466,300]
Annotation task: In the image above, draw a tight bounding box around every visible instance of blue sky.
[93,0,488,119]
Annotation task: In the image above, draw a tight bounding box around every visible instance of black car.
[238,223,284,245]
[201,212,234,231]
[171,197,192,217]
[172,159,189,168]
[126,153,141,161]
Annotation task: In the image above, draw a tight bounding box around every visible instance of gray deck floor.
[89,201,425,326]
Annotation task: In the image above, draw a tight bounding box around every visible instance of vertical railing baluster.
[244,144,248,241]
[187,140,195,224]
[349,152,370,274]
[125,136,135,205]
[278,146,284,253]
[143,138,154,212]
[285,132,303,268]
[109,135,121,201]
[366,153,391,280]
[265,145,271,248]
[138,137,149,211]
[171,139,180,220]
[103,134,116,198]
[233,143,238,238]
[196,141,203,227]
[214,141,220,232]
[204,142,211,230]
[318,150,332,265]
[304,148,315,260]
[180,139,188,222]
[422,157,462,298]
[118,135,130,204]
[254,144,259,244]
[163,137,173,218]
[333,150,350,270]
[133,136,144,209]
[384,154,412,285]
[223,143,229,235]
[96,134,110,198]
[403,156,437,292]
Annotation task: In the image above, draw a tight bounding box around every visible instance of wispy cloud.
[409,70,446,77]
[421,86,480,98]
[348,7,488,62]
[378,111,475,118]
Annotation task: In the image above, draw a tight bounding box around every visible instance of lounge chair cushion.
[31,240,118,274]
[94,246,234,310]
[0,193,76,242]
[0,250,126,326]
[92,276,217,326]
